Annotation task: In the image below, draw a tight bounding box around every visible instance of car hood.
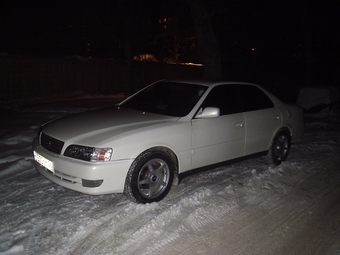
[42,107,178,145]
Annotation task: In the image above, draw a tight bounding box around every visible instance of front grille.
[41,133,64,154]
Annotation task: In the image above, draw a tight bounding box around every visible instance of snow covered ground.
[1,94,340,255]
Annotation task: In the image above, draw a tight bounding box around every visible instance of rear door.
[191,85,245,168]
[239,85,282,155]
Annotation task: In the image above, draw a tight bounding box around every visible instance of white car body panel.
[43,107,178,149]
[243,108,282,155]
[96,120,193,170]
[32,80,304,197]
[191,113,245,168]
[278,104,305,142]
[33,138,133,194]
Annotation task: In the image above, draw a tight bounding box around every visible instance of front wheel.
[266,131,291,166]
[124,149,174,203]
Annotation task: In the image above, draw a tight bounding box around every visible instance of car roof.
[158,79,284,106]
[159,79,259,87]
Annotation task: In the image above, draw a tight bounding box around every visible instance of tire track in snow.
[64,159,318,255]
[68,202,162,255]
[110,188,221,255]
[96,167,243,254]
[279,160,340,255]
[24,193,127,254]
[1,166,120,255]
[105,174,251,254]
[211,159,340,255]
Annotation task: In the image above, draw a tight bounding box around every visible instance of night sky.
[1,0,339,66]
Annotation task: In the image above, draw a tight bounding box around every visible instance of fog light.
[82,179,103,187]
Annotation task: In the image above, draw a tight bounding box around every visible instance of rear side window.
[239,85,274,112]
[200,85,242,115]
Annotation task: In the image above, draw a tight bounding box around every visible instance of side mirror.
[195,107,220,119]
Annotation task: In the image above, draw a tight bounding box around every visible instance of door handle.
[235,122,244,128]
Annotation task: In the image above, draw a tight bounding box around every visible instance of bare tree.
[301,0,314,84]
[188,0,222,80]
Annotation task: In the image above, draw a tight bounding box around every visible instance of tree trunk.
[124,39,134,96]
[188,0,222,80]
[301,0,314,84]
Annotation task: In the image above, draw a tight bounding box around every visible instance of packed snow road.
[0,98,340,255]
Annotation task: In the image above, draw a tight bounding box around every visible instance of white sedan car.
[33,80,304,203]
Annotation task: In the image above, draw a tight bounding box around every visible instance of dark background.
[1,0,340,99]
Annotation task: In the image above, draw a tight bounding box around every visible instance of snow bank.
[297,86,340,118]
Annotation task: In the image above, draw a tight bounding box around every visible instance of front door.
[191,85,245,168]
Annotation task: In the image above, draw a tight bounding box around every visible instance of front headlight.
[64,145,113,162]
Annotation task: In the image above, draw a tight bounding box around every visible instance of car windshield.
[120,81,207,117]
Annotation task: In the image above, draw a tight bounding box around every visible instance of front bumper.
[32,138,134,195]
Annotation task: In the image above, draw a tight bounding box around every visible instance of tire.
[124,149,174,203]
[266,131,291,166]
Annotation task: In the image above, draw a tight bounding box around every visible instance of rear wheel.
[124,149,174,203]
[266,131,291,166]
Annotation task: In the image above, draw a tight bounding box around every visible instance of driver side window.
[201,85,242,115]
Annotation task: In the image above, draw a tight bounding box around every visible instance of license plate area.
[34,151,54,173]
